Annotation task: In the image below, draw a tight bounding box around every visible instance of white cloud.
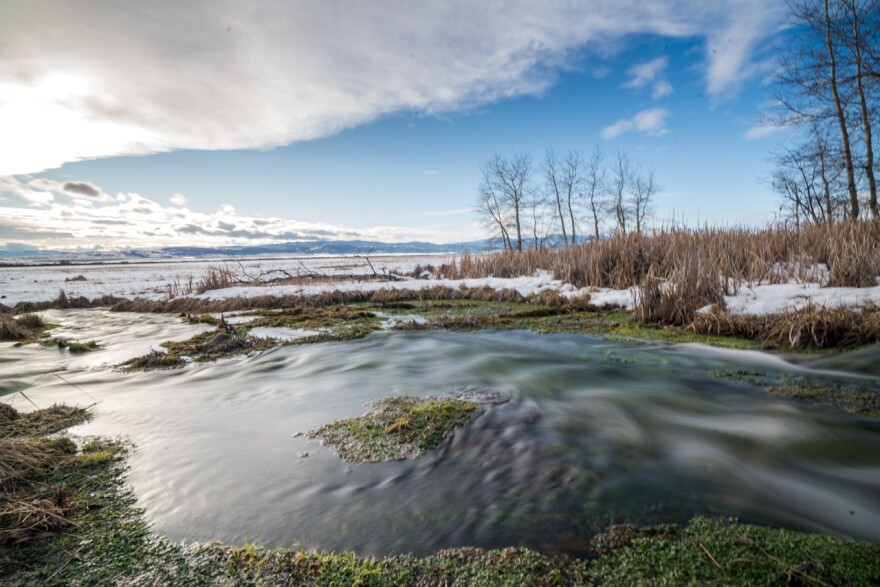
[623,57,668,89]
[0,1,785,175]
[0,176,474,247]
[170,193,188,207]
[743,123,786,140]
[624,57,674,100]
[652,79,674,99]
[423,169,439,175]
[602,108,669,139]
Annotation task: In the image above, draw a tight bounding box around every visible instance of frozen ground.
[2,254,879,316]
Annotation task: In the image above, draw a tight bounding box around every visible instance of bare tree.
[542,149,583,247]
[543,149,569,247]
[477,166,512,250]
[561,151,583,245]
[630,166,658,233]
[771,0,866,218]
[583,147,606,240]
[610,150,633,235]
[526,189,552,249]
[771,125,848,224]
[477,153,533,251]
[843,0,879,215]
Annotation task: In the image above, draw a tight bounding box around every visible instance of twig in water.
[51,372,98,403]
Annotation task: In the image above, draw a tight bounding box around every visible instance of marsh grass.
[692,304,880,349]
[0,313,48,342]
[121,323,275,370]
[307,396,478,462]
[0,405,89,547]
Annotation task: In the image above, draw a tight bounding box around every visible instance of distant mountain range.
[0,238,499,264]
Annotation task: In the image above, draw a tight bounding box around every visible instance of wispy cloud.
[652,79,674,99]
[623,57,667,88]
[169,193,188,207]
[423,169,439,176]
[623,57,674,100]
[602,108,669,139]
[0,1,784,175]
[743,123,786,140]
[0,177,476,248]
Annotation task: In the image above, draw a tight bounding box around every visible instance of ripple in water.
[2,309,879,556]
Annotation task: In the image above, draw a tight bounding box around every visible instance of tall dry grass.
[445,221,880,290]
[438,221,880,326]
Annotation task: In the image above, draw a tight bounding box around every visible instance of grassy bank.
[3,405,879,586]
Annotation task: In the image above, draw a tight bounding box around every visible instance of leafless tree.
[583,147,606,240]
[630,166,658,233]
[842,0,879,215]
[543,149,569,247]
[610,150,633,235]
[527,189,552,249]
[476,152,533,251]
[543,149,583,247]
[771,124,848,225]
[770,0,880,219]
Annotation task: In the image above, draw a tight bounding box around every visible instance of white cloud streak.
[0,1,785,175]
[743,123,787,140]
[0,177,475,247]
[602,108,669,139]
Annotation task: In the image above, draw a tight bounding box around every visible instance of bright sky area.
[0,1,797,250]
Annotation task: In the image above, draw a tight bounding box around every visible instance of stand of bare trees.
[769,0,879,222]
[477,148,659,250]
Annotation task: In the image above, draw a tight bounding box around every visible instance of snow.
[723,281,880,315]
[2,254,879,317]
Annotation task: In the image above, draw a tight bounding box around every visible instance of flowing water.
[2,309,879,557]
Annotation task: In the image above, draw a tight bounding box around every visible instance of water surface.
[2,309,879,556]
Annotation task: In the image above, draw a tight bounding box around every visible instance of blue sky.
[0,1,792,249]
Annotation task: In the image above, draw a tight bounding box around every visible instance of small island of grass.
[307,396,478,463]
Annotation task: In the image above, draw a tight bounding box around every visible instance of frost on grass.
[308,396,478,463]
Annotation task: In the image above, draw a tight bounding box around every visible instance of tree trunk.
[849,0,878,216]
[826,0,860,218]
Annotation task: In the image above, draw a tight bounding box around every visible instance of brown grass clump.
[0,313,46,341]
[0,492,74,544]
[196,267,237,294]
[0,404,84,545]
[692,304,880,349]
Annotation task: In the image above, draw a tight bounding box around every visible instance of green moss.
[39,338,101,352]
[588,516,880,586]
[768,381,880,417]
[120,323,275,370]
[308,396,479,462]
[0,405,90,438]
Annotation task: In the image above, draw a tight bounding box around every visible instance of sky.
[0,0,796,250]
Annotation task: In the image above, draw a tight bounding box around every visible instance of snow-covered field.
[2,254,880,316]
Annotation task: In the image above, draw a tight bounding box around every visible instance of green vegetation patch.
[0,405,90,438]
[768,381,880,418]
[120,322,275,370]
[588,516,880,586]
[308,396,479,462]
[38,338,101,353]
[388,302,756,350]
